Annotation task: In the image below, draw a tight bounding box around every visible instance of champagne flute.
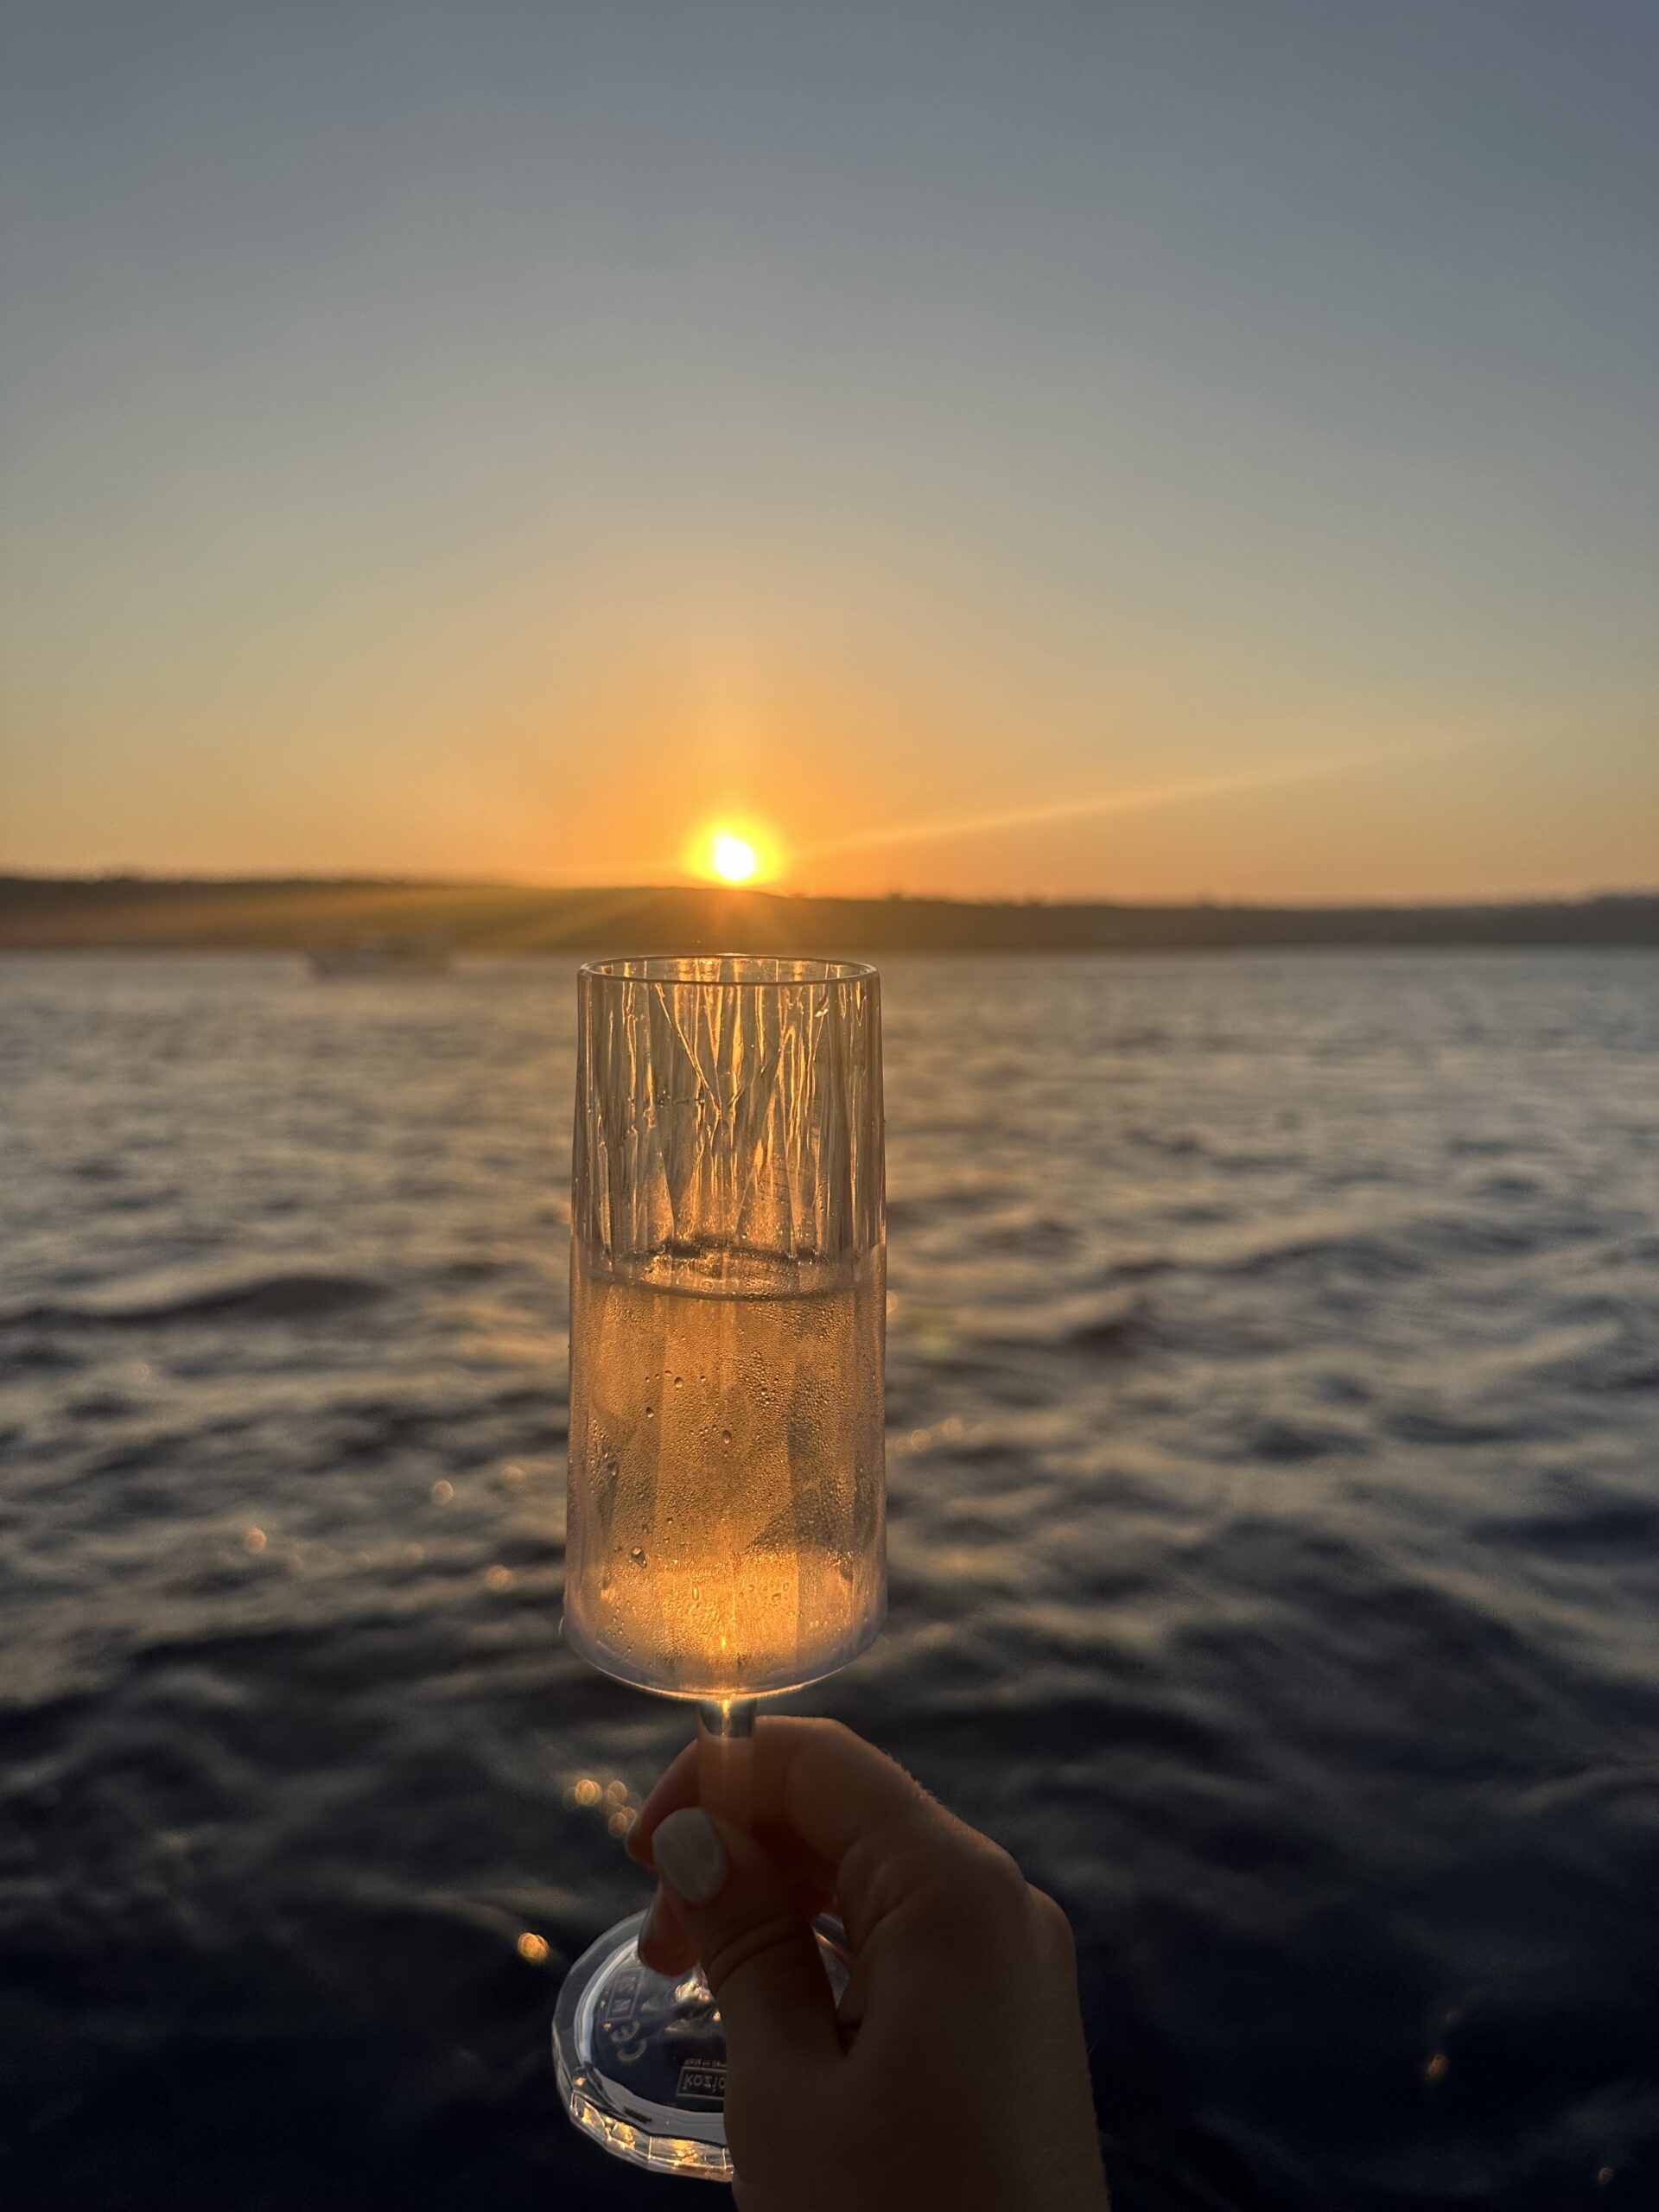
[553,955,886,2179]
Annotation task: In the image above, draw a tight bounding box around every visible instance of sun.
[690,820,780,885]
[711,831,758,884]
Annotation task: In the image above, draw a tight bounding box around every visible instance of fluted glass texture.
[565,957,886,1698]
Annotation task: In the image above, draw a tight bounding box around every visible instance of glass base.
[554,1908,851,2180]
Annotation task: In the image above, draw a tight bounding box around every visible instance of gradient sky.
[3,0,1656,899]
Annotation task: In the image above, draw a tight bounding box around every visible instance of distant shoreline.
[2,875,1656,954]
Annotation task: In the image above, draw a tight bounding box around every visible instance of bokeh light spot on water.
[430,1478,454,1504]
[607,1808,634,1837]
[485,1564,514,1592]
[1597,2167,1614,2187]
[573,1778,601,1808]
[1424,2053,1449,2083]
[516,1932,550,1965]
[910,1306,961,1361]
[500,1462,526,1487]
[243,1528,267,1554]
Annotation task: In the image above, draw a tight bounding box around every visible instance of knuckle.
[859,1821,1039,1956]
[842,1809,944,1919]
[1030,1885,1077,1961]
[950,1836,1031,1917]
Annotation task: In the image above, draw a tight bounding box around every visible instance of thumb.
[649,1807,841,2081]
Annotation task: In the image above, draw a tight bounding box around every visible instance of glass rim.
[578,954,879,988]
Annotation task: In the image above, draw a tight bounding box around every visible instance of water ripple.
[2,949,1657,2209]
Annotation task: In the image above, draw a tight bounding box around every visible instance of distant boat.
[307,934,452,978]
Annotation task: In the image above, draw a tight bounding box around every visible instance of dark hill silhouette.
[2,874,1655,954]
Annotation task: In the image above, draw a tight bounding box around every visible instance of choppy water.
[3,950,1657,2210]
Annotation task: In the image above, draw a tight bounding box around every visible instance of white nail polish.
[651,1808,728,1904]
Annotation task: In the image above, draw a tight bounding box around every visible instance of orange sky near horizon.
[2,6,1656,903]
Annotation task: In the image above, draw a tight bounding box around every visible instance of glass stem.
[696,1696,757,1836]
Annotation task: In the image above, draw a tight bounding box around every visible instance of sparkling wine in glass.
[553,956,886,2177]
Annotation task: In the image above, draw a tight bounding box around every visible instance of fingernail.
[651,1808,728,1904]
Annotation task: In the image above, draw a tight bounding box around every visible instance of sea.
[3,950,1656,2210]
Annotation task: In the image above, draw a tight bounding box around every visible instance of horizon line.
[3,869,1656,914]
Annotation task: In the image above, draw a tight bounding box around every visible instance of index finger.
[629,1717,933,1877]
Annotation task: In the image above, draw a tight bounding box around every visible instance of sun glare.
[711,832,758,883]
[686,819,781,885]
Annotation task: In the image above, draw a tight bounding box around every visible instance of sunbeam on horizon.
[789,735,1473,875]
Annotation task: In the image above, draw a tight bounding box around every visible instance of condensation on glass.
[564,957,887,1699]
